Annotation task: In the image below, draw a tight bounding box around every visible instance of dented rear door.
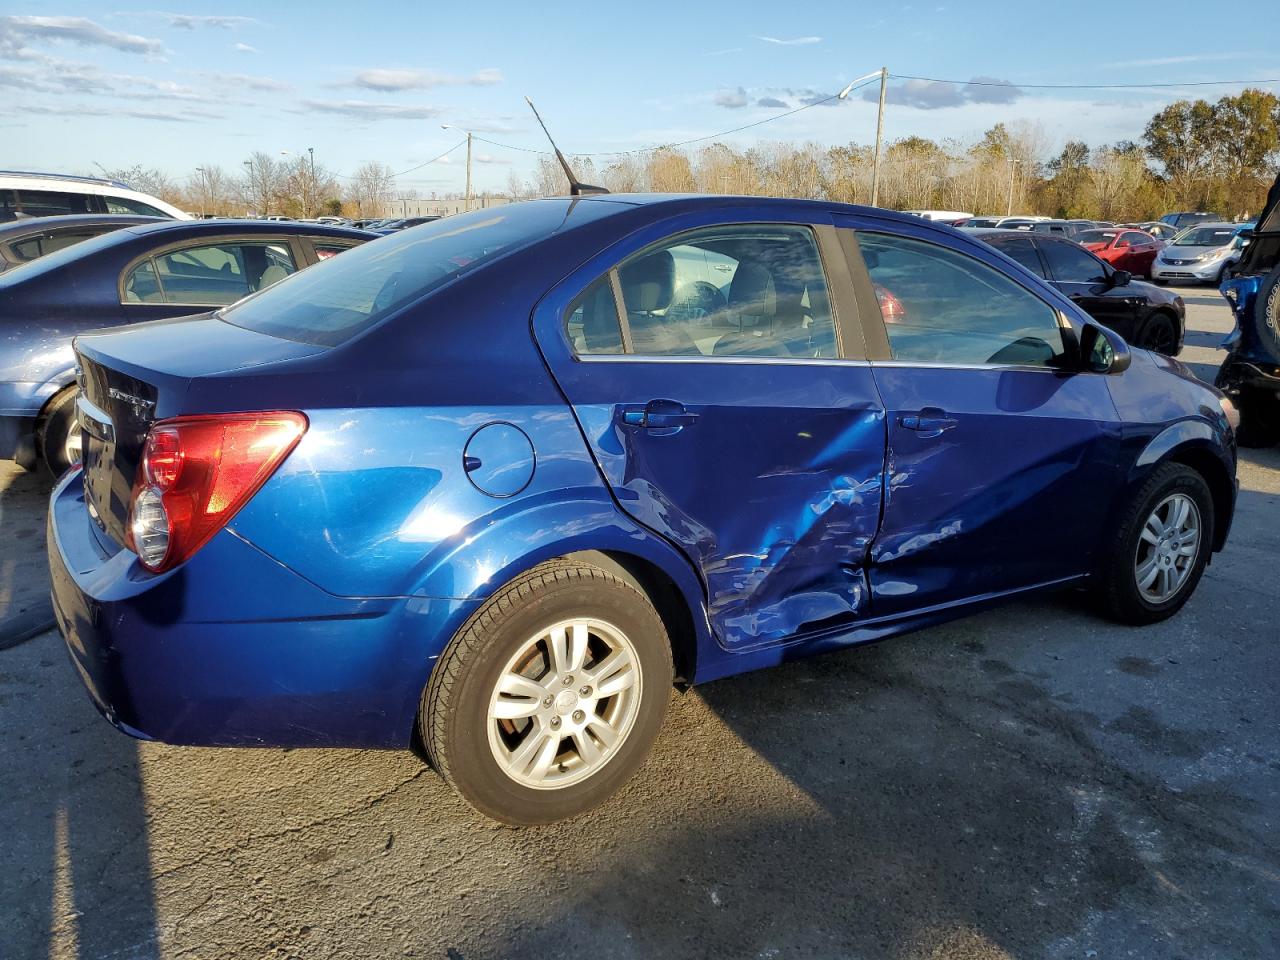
[533,211,887,651]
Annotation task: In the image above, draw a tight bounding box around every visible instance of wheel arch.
[1133,422,1235,552]
[401,497,717,745]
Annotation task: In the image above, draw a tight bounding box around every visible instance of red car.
[1076,228,1164,278]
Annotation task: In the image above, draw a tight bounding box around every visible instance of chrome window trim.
[573,353,1074,374]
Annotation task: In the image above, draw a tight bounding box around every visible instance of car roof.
[118,218,374,240]
[0,213,163,238]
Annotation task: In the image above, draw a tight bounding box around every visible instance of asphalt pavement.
[1,286,1276,960]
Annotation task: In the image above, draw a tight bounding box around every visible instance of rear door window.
[126,241,297,306]
[609,224,837,359]
[858,232,1066,367]
[16,190,93,217]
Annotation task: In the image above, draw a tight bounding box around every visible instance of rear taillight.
[125,411,307,573]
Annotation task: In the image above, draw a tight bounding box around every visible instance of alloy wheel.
[1134,493,1201,603]
[486,617,642,790]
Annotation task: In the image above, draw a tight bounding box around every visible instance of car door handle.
[620,401,698,430]
[900,409,957,438]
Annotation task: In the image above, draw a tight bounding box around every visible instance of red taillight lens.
[143,427,184,489]
[125,411,307,572]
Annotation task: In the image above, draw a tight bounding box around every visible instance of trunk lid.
[74,315,326,547]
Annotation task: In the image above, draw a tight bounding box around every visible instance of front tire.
[1098,462,1213,626]
[422,560,673,825]
[1137,311,1178,356]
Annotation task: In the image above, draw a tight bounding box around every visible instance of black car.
[0,213,162,272]
[974,229,1185,355]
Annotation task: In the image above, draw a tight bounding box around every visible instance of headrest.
[620,249,675,313]
[729,262,776,318]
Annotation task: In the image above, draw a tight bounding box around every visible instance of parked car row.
[0,217,374,473]
[33,193,1238,826]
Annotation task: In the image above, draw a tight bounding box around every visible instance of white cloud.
[1107,51,1257,69]
[715,87,749,109]
[233,42,258,53]
[299,99,442,120]
[347,67,502,92]
[0,15,164,56]
[206,72,292,92]
[166,14,257,30]
[755,35,822,46]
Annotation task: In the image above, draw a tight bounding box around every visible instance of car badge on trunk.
[107,387,155,418]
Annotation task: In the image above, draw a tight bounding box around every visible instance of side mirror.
[1110,269,1132,287]
[1239,228,1254,241]
[1078,323,1131,374]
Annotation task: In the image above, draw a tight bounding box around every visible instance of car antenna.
[524,96,609,196]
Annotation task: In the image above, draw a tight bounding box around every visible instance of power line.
[471,77,881,160]
[889,72,1280,90]
[331,139,467,180]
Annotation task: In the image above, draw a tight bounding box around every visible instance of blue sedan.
[0,218,373,474]
[48,196,1238,824]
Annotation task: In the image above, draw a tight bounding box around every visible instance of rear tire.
[422,560,673,825]
[1097,462,1213,626]
[36,387,81,477]
[1235,388,1280,448]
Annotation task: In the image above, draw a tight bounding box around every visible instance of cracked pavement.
[0,287,1277,959]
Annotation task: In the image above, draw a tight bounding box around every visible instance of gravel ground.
[0,286,1277,960]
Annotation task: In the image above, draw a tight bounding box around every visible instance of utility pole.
[308,146,316,217]
[871,66,888,208]
[242,158,254,216]
[1006,159,1021,216]
[464,132,473,212]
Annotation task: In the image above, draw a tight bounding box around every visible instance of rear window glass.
[219,200,615,346]
[1076,230,1118,244]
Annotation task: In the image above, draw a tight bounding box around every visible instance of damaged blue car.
[1217,174,1280,446]
[49,195,1238,824]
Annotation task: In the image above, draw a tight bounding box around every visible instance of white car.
[902,210,973,225]
[0,171,189,222]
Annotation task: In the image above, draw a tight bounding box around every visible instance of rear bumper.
[48,471,478,749]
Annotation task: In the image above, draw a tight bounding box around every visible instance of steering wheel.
[669,281,726,321]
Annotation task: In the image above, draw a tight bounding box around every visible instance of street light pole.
[837,68,889,207]
[1006,158,1021,216]
[308,146,316,217]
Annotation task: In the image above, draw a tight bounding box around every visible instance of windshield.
[1173,226,1236,246]
[1076,230,1118,244]
[220,200,614,346]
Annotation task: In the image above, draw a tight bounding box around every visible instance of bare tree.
[186,164,233,217]
[345,161,395,218]
[91,163,180,203]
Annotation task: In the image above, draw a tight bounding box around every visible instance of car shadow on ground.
[0,638,161,959]
[0,463,55,637]
[0,464,161,959]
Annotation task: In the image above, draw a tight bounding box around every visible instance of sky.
[2,1,1278,197]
